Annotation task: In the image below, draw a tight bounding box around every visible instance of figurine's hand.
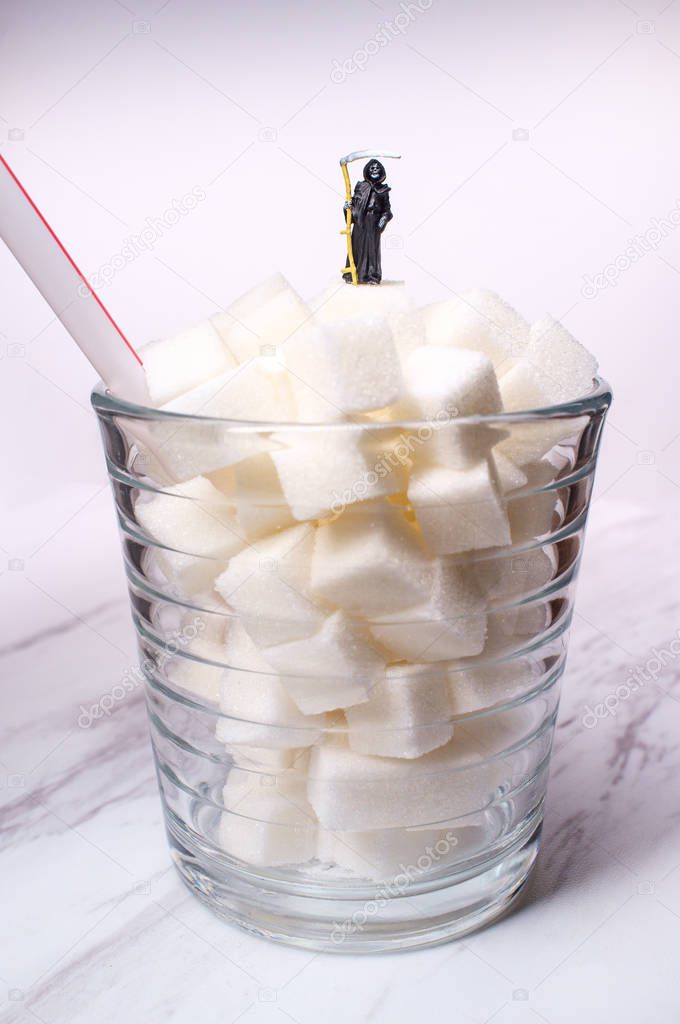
[343,201,352,211]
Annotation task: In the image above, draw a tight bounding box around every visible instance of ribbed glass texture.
[92,379,611,951]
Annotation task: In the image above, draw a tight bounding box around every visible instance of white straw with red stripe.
[0,154,149,404]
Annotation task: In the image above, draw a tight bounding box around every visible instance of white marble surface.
[1,489,680,1024]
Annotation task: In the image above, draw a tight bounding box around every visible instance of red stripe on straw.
[0,154,143,366]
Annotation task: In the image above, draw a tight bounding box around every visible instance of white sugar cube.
[135,477,246,594]
[414,421,509,473]
[143,321,236,406]
[506,461,560,543]
[283,316,403,420]
[218,620,323,750]
[151,592,228,644]
[499,316,597,412]
[388,308,427,363]
[226,746,301,771]
[492,452,528,494]
[212,454,295,540]
[423,289,529,373]
[146,359,294,481]
[310,501,431,617]
[218,619,324,749]
[263,611,385,714]
[163,602,229,704]
[213,274,312,364]
[318,823,462,880]
[485,602,551,655]
[346,662,454,758]
[474,544,557,604]
[307,730,506,831]
[369,560,486,662]
[399,346,502,420]
[162,357,295,423]
[408,460,511,555]
[499,363,546,413]
[498,416,586,467]
[145,419,278,483]
[449,661,542,716]
[312,280,413,323]
[217,700,321,753]
[214,524,325,647]
[219,773,316,866]
[271,428,407,521]
[166,636,224,703]
[278,322,344,424]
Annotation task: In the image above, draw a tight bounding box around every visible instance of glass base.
[166,813,542,953]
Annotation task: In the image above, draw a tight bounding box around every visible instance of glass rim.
[91,375,612,431]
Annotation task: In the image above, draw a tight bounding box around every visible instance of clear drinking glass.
[92,378,611,952]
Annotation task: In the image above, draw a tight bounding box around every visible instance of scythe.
[339,150,401,285]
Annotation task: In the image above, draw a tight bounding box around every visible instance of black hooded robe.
[344,164,393,284]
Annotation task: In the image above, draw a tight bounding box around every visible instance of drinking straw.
[0,154,149,404]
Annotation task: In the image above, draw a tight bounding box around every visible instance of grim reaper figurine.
[343,159,393,284]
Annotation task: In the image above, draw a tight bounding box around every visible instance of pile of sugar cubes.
[135,273,598,879]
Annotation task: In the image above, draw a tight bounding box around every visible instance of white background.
[1,2,680,1021]
[1,0,680,531]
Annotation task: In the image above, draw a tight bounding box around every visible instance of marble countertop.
[2,493,680,1024]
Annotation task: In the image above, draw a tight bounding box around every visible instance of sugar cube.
[497,415,585,468]
[474,544,557,604]
[135,476,246,594]
[499,316,597,412]
[310,501,431,617]
[492,452,528,494]
[162,357,295,423]
[283,316,403,419]
[146,358,294,481]
[142,321,236,406]
[219,772,317,866]
[423,289,529,373]
[163,598,230,704]
[226,746,302,771]
[415,420,509,473]
[214,524,325,647]
[271,427,407,521]
[408,460,511,554]
[368,560,486,662]
[346,662,454,758]
[211,454,295,540]
[145,418,279,483]
[506,460,561,543]
[213,274,312,364]
[449,660,542,716]
[399,346,502,420]
[218,614,323,753]
[218,673,324,751]
[263,611,385,714]
[307,730,507,831]
[484,602,551,655]
[388,307,426,363]
[218,619,323,750]
[318,823,462,880]
[312,280,413,323]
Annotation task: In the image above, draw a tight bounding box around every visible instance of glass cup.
[92,377,611,952]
